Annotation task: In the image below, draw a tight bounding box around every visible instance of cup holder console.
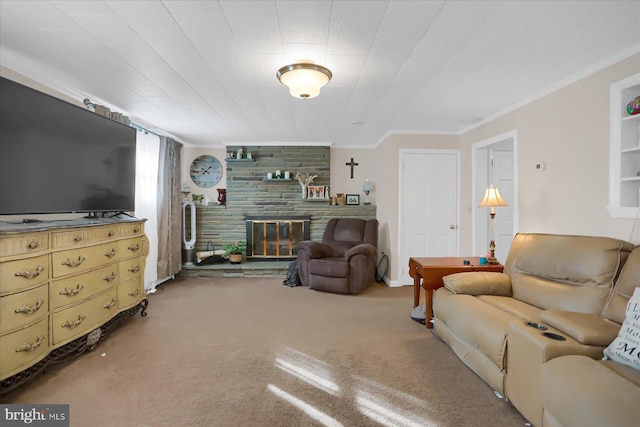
[525,321,548,331]
[542,332,566,341]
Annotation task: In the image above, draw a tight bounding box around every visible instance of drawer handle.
[128,243,140,252]
[27,240,39,250]
[133,227,140,233]
[108,230,115,237]
[59,284,84,296]
[103,272,117,282]
[128,288,140,297]
[16,335,45,352]
[104,248,117,258]
[61,315,85,328]
[15,265,45,279]
[74,235,83,242]
[103,298,116,309]
[62,256,85,268]
[128,265,140,273]
[14,298,45,314]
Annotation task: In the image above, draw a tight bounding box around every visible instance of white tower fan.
[182,200,196,265]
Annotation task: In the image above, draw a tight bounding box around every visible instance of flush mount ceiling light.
[276,60,332,99]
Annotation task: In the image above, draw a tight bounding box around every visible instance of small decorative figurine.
[627,95,640,115]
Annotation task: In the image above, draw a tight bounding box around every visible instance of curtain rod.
[129,121,162,137]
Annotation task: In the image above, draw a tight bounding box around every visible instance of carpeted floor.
[4,278,527,426]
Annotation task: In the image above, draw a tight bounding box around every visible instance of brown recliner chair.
[297,218,378,294]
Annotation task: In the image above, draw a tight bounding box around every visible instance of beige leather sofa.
[432,233,639,426]
[539,246,640,427]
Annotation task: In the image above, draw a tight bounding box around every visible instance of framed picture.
[308,185,326,200]
[346,194,360,205]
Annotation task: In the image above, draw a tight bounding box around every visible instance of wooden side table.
[409,257,504,328]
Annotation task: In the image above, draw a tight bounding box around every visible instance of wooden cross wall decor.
[346,157,359,179]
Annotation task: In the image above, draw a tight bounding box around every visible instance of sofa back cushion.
[602,246,640,324]
[504,233,633,314]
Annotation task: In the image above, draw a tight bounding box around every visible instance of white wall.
[343,53,640,283]
[7,53,639,286]
[459,53,640,252]
[181,146,228,203]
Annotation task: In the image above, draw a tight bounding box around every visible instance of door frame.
[471,130,519,258]
[397,148,460,286]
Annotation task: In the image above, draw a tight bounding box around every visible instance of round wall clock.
[190,155,223,188]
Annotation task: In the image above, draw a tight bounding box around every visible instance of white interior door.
[399,150,458,286]
[472,131,517,265]
[489,150,514,263]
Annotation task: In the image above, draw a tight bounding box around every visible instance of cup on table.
[479,257,487,265]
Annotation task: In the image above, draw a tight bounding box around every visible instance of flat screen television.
[0,77,137,216]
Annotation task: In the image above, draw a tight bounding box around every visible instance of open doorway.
[472,130,518,264]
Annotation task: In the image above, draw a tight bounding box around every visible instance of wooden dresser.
[0,218,148,393]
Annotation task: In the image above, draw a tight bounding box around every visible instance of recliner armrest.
[297,241,334,258]
[344,243,377,261]
[540,310,621,346]
[442,272,512,296]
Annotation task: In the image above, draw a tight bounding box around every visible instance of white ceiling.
[1,0,639,148]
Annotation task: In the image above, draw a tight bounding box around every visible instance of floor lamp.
[479,185,508,264]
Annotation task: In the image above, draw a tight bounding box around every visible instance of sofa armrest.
[540,310,621,346]
[344,243,377,261]
[297,241,334,259]
[442,272,512,296]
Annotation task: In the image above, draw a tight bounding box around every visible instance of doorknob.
[450,225,456,230]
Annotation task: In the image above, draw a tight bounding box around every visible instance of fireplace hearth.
[246,215,310,260]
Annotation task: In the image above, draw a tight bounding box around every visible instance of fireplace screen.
[246,216,310,259]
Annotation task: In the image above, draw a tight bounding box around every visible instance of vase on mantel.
[217,188,226,205]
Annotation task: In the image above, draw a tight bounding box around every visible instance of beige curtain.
[157,136,183,278]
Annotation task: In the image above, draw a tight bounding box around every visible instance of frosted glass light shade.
[277,60,332,99]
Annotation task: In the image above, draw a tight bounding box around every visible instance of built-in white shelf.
[608,73,640,218]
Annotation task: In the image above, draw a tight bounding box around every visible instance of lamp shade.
[362,179,374,192]
[479,186,508,208]
[277,60,332,99]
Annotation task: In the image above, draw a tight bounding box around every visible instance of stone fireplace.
[188,145,376,256]
[245,215,310,260]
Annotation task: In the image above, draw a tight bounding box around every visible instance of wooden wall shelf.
[225,158,254,162]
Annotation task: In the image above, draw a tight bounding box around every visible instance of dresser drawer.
[0,232,49,258]
[118,258,142,283]
[52,242,119,278]
[0,254,49,296]
[118,237,142,260]
[119,222,144,237]
[51,288,118,345]
[117,279,144,309]
[52,225,119,250]
[0,317,49,380]
[0,283,48,335]
[50,265,118,310]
